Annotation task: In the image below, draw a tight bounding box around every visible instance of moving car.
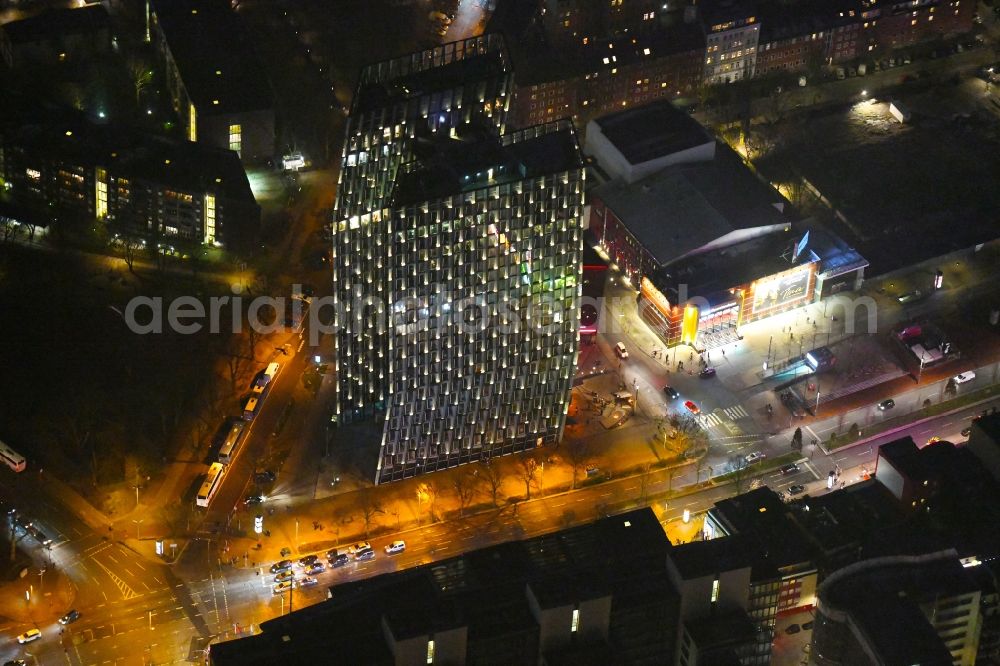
[684,400,700,415]
[699,367,717,378]
[243,494,264,506]
[272,581,294,595]
[16,629,40,644]
[953,372,976,384]
[355,549,375,562]
[663,386,679,400]
[384,540,406,554]
[897,289,922,304]
[298,554,319,568]
[58,609,81,625]
[961,426,973,437]
[298,577,319,588]
[329,553,350,568]
[350,541,372,554]
[615,342,629,359]
[305,563,325,575]
[785,624,801,635]
[744,451,766,464]
[787,484,805,495]
[878,398,895,411]
[269,560,293,574]
[779,463,800,475]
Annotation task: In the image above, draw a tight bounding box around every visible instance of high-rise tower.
[332,35,585,483]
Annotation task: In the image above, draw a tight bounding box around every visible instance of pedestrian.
[721,349,725,357]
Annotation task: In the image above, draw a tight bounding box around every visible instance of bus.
[254,362,280,393]
[196,463,226,508]
[243,396,261,421]
[217,421,247,465]
[0,441,26,473]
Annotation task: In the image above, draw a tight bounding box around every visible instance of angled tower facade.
[332,35,586,483]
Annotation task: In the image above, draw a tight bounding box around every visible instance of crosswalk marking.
[91,556,140,600]
[698,413,723,428]
[723,405,750,421]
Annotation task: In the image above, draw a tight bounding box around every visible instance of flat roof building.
[150,0,275,165]
[208,509,681,665]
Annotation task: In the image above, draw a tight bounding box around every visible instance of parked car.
[615,342,629,359]
[953,372,976,384]
[663,386,680,400]
[699,367,717,378]
[785,624,801,635]
[787,484,805,495]
[272,581,294,595]
[269,560,293,574]
[255,470,277,484]
[16,629,40,644]
[58,609,81,625]
[684,400,700,415]
[384,540,406,554]
[355,549,375,562]
[298,555,319,568]
[305,563,325,575]
[779,463,800,475]
[329,553,350,568]
[298,577,319,587]
[744,451,766,464]
[961,426,973,437]
[878,398,895,411]
[273,570,294,583]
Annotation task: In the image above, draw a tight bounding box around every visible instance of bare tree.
[120,234,145,273]
[356,488,384,538]
[127,58,154,107]
[728,455,751,495]
[516,455,538,501]
[1,218,19,244]
[478,458,504,507]
[564,439,592,489]
[451,468,478,517]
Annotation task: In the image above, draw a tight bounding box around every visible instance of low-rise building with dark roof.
[966,411,1000,483]
[0,5,111,68]
[811,549,986,666]
[150,0,274,165]
[0,97,259,251]
[208,509,682,665]
[584,99,716,185]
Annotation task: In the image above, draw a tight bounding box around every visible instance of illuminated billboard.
[752,266,812,314]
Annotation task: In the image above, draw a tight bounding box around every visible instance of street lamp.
[133,519,143,541]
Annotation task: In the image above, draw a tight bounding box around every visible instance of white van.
[615,342,629,359]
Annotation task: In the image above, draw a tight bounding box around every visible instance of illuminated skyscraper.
[332,36,585,483]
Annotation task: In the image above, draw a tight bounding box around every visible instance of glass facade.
[332,36,585,483]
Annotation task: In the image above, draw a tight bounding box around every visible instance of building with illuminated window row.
[332,36,586,483]
[0,99,259,250]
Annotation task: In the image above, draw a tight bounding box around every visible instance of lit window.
[426,640,435,664]
[571,608,580,632]
[229,124,242,156]
[25,168,41,181]
[711,578,720,603]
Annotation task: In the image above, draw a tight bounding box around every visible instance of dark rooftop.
[392,121,582,208]
[509,24,706,88]
[353,35,509,115]
[209,509,678,665]
[818,550,978,666]
[1,96,255,203]
[151,0,272,114]
[591,99,714,167]
[593,145,789,267]
[669,534,755,580]
[877,436,935,482]
[1,5,109,43]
